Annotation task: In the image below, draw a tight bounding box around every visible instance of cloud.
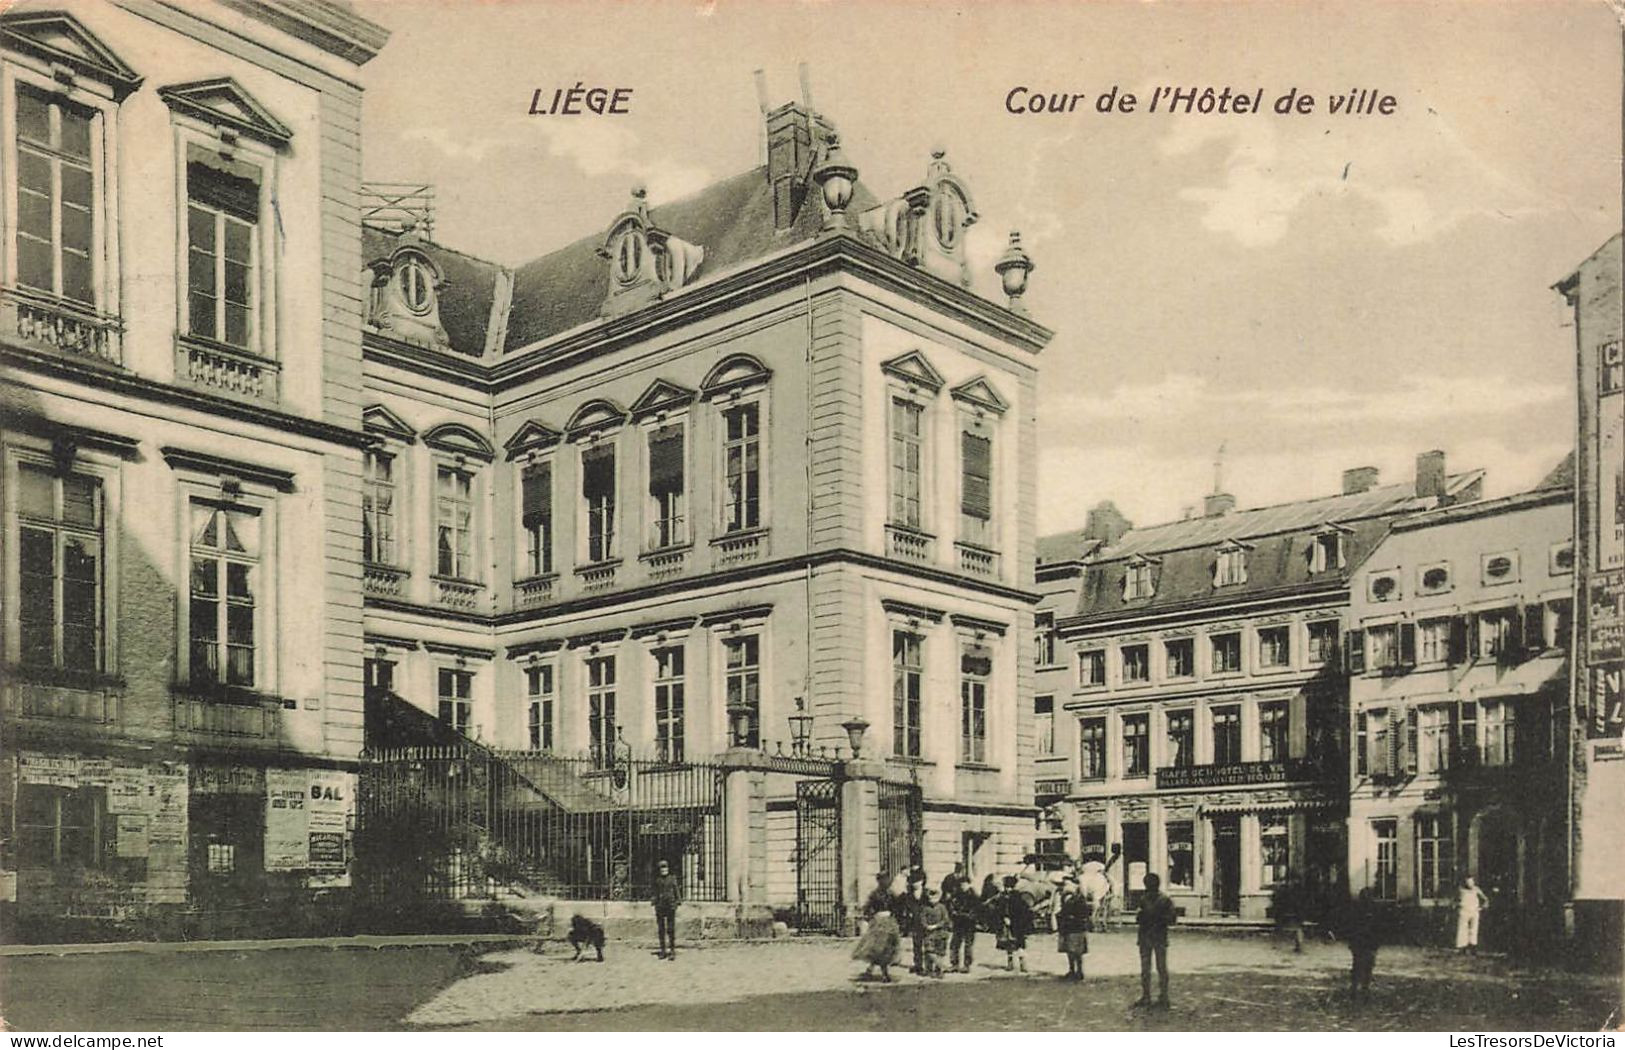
[1160,114,1552,248]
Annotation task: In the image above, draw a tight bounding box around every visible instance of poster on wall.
[265,769,357,883]
[1597,341,1623,572]
[147,771,189,850]
[1578,737,1625,900]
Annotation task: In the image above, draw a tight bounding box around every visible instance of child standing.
[918,888,950,978]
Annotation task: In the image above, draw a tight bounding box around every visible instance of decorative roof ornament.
[994,230,1035,313]
[812,130,858,231]
[857,145,978,287]
[598,184,706,314]
[364,232,451,351]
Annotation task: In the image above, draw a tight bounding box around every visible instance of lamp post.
[788,696,815,757]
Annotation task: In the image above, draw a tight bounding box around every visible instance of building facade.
[0,0,390,938]
[1345,486,1573,945]
[1052,457,1483,920]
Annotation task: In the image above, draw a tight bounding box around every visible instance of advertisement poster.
[115,815,150,859]
[147,771,189,850]
[264,769,312,871]
[265,769,357,877]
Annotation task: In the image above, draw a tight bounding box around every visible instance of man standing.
[1454,876,1490,954]
[1342,887,1382,1001]
[652,858,680,960]
[1135,872,1177,1008]
[948,880,980,973]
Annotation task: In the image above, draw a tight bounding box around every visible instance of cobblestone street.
[2,930,1617,1031]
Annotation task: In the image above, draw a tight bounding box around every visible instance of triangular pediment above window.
[158,77,293,149]
[503,419,563,460]
[700,354,771,399]
[422,422,495,461]
[565,399,627,440]
[1,11,143,98]
[880,350,945,394]
[362,404,417,443]
[629,379,697,421]
[950,375,1010,415]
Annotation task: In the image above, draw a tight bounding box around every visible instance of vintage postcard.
[0,0,1620,1035]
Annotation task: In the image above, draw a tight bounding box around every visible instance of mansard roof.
[503,166,883,352]
[363,225,503,358]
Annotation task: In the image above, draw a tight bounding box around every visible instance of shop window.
[17,784,106,869]
[1260,821,1289,887]
[1166,821,1195,889]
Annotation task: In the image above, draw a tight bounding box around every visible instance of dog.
[567,913,606,962]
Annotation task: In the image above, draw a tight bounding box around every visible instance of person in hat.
[994,875,1033,973]
[1055,878,1091,980]
[652,858,681,960]
[853,871,903,982]
[918,887,950,978]
[1134,872,1177,1008]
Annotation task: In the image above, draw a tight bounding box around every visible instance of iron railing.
[357,744,727,905]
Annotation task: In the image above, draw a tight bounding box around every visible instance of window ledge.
[641,541,694,558]
[5,664,125,691]
[174,333,281,404]
[171,683,290,708]
[956,762,1000,773]
[888,756,936,768]
[574,559,624,575]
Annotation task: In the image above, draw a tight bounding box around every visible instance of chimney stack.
[1416,450,1447,500]
[1084,501,1132,547]
[1342,466,1380,495]
[1204,492,1237,518]
[763,66,832,230]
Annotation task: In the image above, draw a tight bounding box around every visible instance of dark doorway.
[1121,821,1149,910]
[1212,816,1241,914]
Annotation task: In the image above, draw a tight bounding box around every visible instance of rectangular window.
[525,664,555,751]
[722,403,761,532]
[653,645,685,763]
[1368,624,1399,670]
[189,502,259,687]
[582,444,616,563]
[1079,717,1107,779]
[1215,548,1247,587]
[362,450,396,565]
[889,398,924,529]
[1121,712,1149,777]
[1478,609,1515,660]
[1258,627,1290,669]
[1164,638,1194,678]
[435,466,474,579]
[1124,562,1154,600]
[725,635,761,749]
[1546,599,1573,649]
[1166,821,1195,889]
[1418,618,1450,664]
[186,159,259,349]
[1034,612,1057,667]
[17,784,106,869]
[1165,709,1194,768]
[1480,700,1514,766]
[960,427,993,546]
[1211,632,1242,674]
[16,84,96,305]
[1078,649,1106,687]
[437,667,472,735]
[960,644,991,763]
[1416,813,1454,900]
[1311,532,1343,574]
[17,464,102,671]
[587,655,617,768]
[892,631,923,758]
[1121,644,1150,683]
[1260,821,1289,887]
[521,461,553,577]
[647,424,686,549]
[1364,708,1390,777]
[1211,706,1242,765]
[1416,704,1453,774]
[1371,818,1399,900]
[1259,701,1290,762]
[1306,620,1339,666]
[1035,695,1055,755]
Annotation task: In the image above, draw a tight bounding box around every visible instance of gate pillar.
[840,759,883,935]
[723,753,767,904]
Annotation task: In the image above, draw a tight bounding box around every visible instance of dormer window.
[1124,558,1156,600]
[1310,529,1347,574]
[613,226,646,286]
[1214,544,1248,587]
[397,257,434,315]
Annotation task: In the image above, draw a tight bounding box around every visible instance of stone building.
[1344,483,1573,945]
[0,0,389,938]
[1052,457,1483,920]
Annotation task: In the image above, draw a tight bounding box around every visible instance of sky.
[349,0,1622,535]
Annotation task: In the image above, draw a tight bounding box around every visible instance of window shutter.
[1345,629,1365,674]
[961,431,992,521]
[1404,708,1419,774]
[522,462,551,527]
[1399,622,1417,667]
[1370,712,1389,777]
[582,445,615,499]
[648,425,684,496]
[1448,616,1470,664]
[187,161,260,222]
[1388,708,1405,778]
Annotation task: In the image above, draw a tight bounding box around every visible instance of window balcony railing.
[712,526,768,567]
[3,669,123,727]
[576,560,621,592]
[2,285,122,365]
[363,563,408,598]
[515,573,557,608]
[1155,757,1323,790]
[886,524,935,564]
[955,541,1000,579]
[175,334,280,403]
[172,691,283,742]
[640,545,690,579]
[432,575,482,610]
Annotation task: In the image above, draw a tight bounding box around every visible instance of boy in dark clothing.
[567,914,606,962]
[1134,872,1177,1008]
[1343,888,1382,1001]
[948,883,980,973]
[995,875,1032,973]
[918,889,950,977]
[652,859,681,960]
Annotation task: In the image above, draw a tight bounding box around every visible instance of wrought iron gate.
[878,779,923,880]
[795,778,843,932]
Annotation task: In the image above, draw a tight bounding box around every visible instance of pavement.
[0,929,1618,1031]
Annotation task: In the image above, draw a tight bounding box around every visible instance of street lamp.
[788,696,814,757]
[727,701,756,748]
[841,716,871,760]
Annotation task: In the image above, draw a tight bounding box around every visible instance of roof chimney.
[1416,449,1447,500]
[1204,492,1236,518]
[1342,466,1380,495]
[1084,501,1132,546]
[763,66,830,230]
